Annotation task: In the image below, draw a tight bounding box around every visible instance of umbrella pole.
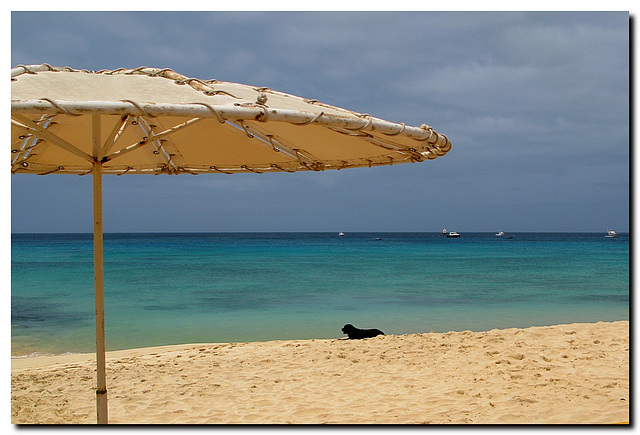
[92,115,108,424]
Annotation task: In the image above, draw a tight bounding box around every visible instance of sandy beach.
[11,320,628,424]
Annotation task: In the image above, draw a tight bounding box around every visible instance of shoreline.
[12,321,629,424]
[11,317,630,361]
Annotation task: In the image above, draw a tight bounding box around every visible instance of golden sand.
[11,321,629,424]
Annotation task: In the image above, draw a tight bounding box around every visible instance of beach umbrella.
[11,64,452,424]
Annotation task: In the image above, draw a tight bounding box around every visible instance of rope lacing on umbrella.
[237,120,254,138]
[116,167,134,176]
[345,114,373,131]
[141,68,241,99]
[382,122,406,136]
[147,68,174,77]
[306,161,325,171]
[270,164,296,173]
[103,68,129,75]
[37,166,65,175]
[254,107,269,122]
[120,99,156,117]
[266,135,280,152]
[173,78,210,87]
[336,161,349,170]
[40,98,82,116]
[188,102,226,123]
[12,65,39,76]
[124,66,149,75]
[177,167,199,175]
[417,124,436,140]
[209,166,234,175]
[13,64,77,78]
[241,165,263,174]
[203,89,240,98]
[292,111,324,126]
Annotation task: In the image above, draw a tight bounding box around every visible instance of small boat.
[339,232,345,236]
[446,231,460,238]
[373,237,382,241]
[441,228,448,235]
[605,229,618,238]
[495,231,505,236]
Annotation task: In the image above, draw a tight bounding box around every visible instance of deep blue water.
[11,232,629,356]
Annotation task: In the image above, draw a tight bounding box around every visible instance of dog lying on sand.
[341,324,385,340]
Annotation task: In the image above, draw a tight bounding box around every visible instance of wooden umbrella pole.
[92,115,108,424]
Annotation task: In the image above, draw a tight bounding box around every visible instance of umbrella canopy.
[11,64,452,424]
[11,64,450,175]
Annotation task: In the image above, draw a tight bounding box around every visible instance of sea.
[11,232,629,357]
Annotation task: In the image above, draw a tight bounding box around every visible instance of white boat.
[605,229,618,238]
[441,228,448,235]
[446,231,460,238]
[495,231,505,236]
[339,232,345,236]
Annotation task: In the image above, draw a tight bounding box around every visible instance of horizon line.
[10,230,630,235]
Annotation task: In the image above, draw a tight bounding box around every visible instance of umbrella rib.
[134,118,178,173]
[11,113,94,163]
[103,117,202,163]
[144,117,203,142]
[100,115,132,159]
[365,137,426,162]
[11,97,450,150]
[139,118,189,173]
[188,102,226,123]
[328,125,433,162]
[344,114,374,131]
[237,120,321,165]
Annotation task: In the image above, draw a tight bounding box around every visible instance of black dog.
[341,324,384,340]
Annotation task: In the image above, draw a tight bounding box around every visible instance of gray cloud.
[10,11,629,233]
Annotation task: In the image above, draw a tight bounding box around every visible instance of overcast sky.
[9,11,630,233]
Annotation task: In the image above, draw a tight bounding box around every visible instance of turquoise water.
[11,232,629,356]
